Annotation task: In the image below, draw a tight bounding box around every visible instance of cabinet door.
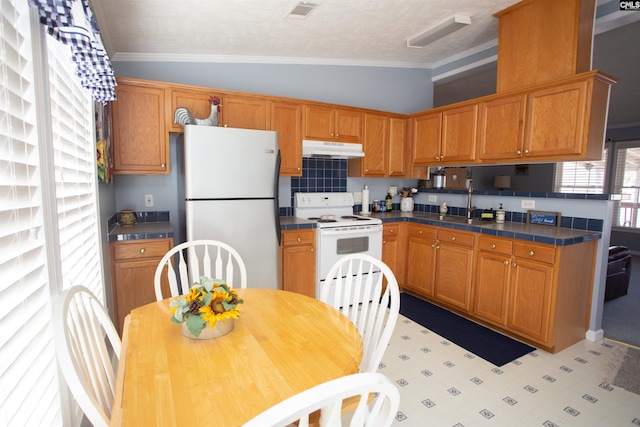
[478,95,526,161]
[473,251,511,325]
[334,109,362,142]
[434,243,474,311]
[388,118,406,176]
[382,224,405,288]
[113,84,168,174]
[507,258,554,345]
[221,95,268,130]
[440,104,477,163]
[170,89,219,132]
[303,105,334,140]
[524,80,588,158]
[281,244,316,298]
[412,112,441,164]
[406,236,436,296]
[361,113,388,176]
[270,101,302,176]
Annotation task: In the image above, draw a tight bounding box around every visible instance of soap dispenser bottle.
[496,203,505,224]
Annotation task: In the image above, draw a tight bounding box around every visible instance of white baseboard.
[586,329,604,342]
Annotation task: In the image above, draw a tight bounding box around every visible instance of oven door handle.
[319,225,382,236]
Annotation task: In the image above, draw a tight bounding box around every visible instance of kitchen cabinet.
[412,104,477,166]
[110,238,172,335]
[433,228,475,312]
[112,80,169,175]
[220,95,268,130]
[270,101,302,176]
[472,234,596,351]
[477,94,526,161]
[388,117,407,176]
[169,88,221,132]
[495,0,594,92]
[405,224,437,297]
[349,115,407,178]
[303,105,362,142]
[382,223,406,288]
[280,229,316,298]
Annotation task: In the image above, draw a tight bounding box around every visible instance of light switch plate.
[389,186,397,196]
[144,194,154,207]
[521,199,535,209]
[428,195,437,202]
[354,192,362,202]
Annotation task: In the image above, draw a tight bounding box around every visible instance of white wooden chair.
[154,239,247,300]
[320,254,400,373]
[242,372,400,427]
[52,286,121,427]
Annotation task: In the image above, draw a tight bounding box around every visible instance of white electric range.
[294,192,382,305]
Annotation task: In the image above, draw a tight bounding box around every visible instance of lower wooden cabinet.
[433,228,475,312]
[472,234,596,351]
[382,224,406,288]
[110,238,172,335]
[405,224,437,297]
[280,229,316,298]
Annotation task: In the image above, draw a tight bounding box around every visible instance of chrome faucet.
[467,179,475,224]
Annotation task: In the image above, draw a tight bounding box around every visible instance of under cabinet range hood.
[302,140,365,159]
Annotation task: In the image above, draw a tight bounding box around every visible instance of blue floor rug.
[400,292,535,366]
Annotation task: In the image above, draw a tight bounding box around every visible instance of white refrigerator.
[181,125,281,289]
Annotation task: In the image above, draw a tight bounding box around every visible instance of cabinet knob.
[516,150,521,155]
[512,262,517,268]
[224,124,228,127]
[450,236,456,241]
[310,248,314,252]
[419,230,423,234]
[431,243,436,248]
[365,169,369,173]
[297,237,302,242]
[383,240,386,244]
[504,260,509,265]
[140,248,145,254]
[435,156,440,161]
[436,245,440,250]
[161,163,166,168]
[528,250,534,256]
[336,133,339,137]
[297,167,301,171]
[490,243,496,249]
[524,149,529,154]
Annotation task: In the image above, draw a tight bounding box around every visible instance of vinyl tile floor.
[379,314,640,426]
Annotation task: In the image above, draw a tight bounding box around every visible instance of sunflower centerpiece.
[170,277,243,339]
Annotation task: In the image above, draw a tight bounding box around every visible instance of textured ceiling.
[91,0,522,67]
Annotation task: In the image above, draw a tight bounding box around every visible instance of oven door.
[317,224,383,305]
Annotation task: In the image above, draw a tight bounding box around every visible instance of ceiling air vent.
[287,2,319,19]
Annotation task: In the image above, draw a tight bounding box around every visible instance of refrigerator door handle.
[274,150,281,245]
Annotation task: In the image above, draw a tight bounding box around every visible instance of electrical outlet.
[354,192,362,202]
[521,199,535,209]
[144,194,154,207]
[428,195,437,202]
[389,186,398,196]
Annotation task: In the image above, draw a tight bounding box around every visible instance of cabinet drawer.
[383,225,400,237]
[513,241,556,264]
[281,229,315,246]
[407,224,437,239]
[478,235,513,255]
[112,239,172,261]
[437,229,475,248]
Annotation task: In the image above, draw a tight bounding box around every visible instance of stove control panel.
[294,192,354,208]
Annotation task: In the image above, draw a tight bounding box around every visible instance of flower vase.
[181,319,234,340]
[400,197,414,212]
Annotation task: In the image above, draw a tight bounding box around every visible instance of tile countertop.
[108,222,174,241]
[365,211,601,246]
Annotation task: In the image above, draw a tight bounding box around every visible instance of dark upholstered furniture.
[605,246,632,302]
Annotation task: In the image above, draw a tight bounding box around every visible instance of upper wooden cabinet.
[220,95,268,130]
[412,104,477,165]
[349,114,407,177]
[495,0,595,92]
[270,101,302,176]
[303,105,362,142]
[112,80,169,175]
[169,90,267,131]
[477,94,527,161]
[388,117,407,176]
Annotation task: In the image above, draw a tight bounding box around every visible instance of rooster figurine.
[174,96,221,127]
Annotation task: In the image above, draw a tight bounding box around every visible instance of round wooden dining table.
[110,288,363,426]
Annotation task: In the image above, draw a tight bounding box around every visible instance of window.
[0,2,104,425]
[613,146,640,228]
[553,148,608,194]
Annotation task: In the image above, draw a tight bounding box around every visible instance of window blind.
[613,146,640,228]
[553,149,608,194]
[0,0,61,425]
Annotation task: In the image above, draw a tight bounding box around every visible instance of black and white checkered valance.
[28,0,117,104]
